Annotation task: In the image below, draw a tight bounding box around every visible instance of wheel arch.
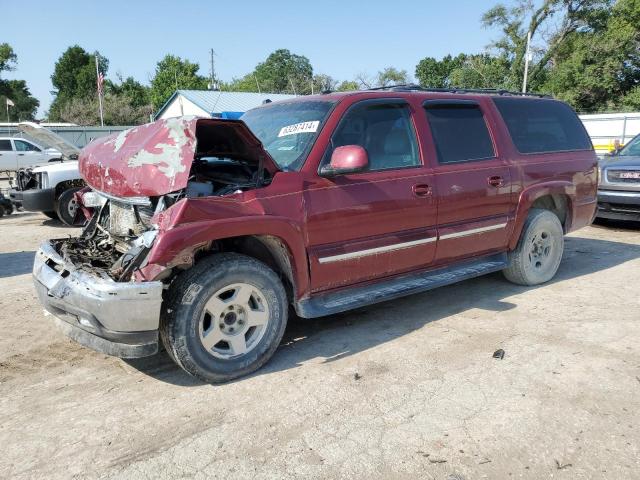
[54,179,86,199]
[509,182,575,250]
[140,218,310,300]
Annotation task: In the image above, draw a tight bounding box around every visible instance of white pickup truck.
[8,123,84,225]
[0,136,62,172]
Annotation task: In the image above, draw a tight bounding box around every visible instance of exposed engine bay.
[51,156,268,282]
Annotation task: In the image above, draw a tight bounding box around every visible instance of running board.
[296,253,508,318]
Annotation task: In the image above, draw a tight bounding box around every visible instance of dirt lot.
[1,208,639,480]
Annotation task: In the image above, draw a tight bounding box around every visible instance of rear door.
[0,139,17,171]
[422,99,514,263]
[304,99,438,291]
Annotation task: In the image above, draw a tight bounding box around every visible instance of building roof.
[154,90,298,120]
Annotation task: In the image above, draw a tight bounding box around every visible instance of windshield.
[241,100,335,171]
[618,134,640,156]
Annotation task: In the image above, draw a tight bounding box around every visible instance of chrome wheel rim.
[198,283,270,359]
[528,230,553,270]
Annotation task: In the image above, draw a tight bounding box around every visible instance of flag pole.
[95,55,104,127]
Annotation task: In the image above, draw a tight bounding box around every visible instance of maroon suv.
[32,88,598,382]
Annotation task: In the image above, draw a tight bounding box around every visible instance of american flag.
[97,70,104,97]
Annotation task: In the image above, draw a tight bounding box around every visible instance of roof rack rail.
[365,84,551,98]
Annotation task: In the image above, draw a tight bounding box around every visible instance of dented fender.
[137,201,310,298]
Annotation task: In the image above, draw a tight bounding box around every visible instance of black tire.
[0,205,4,217]
[43,211,59,220]
[55,187,81,226]
[161,253,288,383]
[503,208,564,286]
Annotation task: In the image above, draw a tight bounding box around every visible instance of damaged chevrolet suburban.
[33,88,598,382]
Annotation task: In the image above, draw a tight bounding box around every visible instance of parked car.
[32,88,598,382]
[0,135,62,172]
[8,123,84,225]
[0,192,13,217]
[596,132,640,221]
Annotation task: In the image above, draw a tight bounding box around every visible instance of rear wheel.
[503,208,564,286]
[161,253,288,383]
[55,187,81,226]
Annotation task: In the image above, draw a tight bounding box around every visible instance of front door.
[304,99,437,292]
[422,99,514,263]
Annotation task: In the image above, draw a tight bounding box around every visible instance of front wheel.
[55,187,81,226]
[161,253,288,383]
[503,208,564,286]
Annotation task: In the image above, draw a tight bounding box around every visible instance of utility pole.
[209,48,216,90]
[522,31,532,93]
[288,76,297,95]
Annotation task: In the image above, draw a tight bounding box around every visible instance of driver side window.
[14,140,40,152]
[322,101,420,172]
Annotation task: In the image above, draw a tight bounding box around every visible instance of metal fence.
[0,125,131,148]
[579,113,640,153]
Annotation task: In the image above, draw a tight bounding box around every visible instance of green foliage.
[542,0,640,111]
[0,43,17,75]
[0,80,39,121]
[336,80,360,92]
[227,49,314,94]
[375,67,410,87]
[149,55,208,110]
[0,44,39,121]
[415,54,466,88]
[481,0,613,91]
[49,46,109,121]
[110,75,151,108]
[57,93,153,126]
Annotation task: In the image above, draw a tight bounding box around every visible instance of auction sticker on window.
[278,121,320,137]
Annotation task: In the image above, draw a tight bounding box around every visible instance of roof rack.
[365,84,551,98]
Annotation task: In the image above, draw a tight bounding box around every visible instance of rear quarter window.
[0,139,12,151]
[493,98,592,154]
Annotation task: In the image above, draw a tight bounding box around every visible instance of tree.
[49,46,108,121]
[0,43,17,75]
[376,67,410,87]
[415,54,466,88]
[482,0,613,91]
[57,93,153,126]
[149,55,208,110]
[0,80,39,121]
[542,0,640,111]
[0,43,39,121]
[355,67,410,89]
[110,74,151,108]
[336,80,360,91]
[311,74,337,93]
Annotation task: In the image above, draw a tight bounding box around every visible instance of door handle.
[487,175,504,187]
[17,153,25,156]
[412,184,432,197]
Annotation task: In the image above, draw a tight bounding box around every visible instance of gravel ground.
[0,209,639,480]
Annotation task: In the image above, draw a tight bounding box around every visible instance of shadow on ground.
[0,251,36,278]
[113,234,640,386]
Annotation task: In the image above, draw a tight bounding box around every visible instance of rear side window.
[424,103,495,164]
[0,140,12,151]
[493,98,592,153]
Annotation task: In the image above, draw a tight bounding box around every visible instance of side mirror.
[320,145,369,176]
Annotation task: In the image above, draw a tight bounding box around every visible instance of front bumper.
[33,240,164,358]
[597,189,640,221]
[11,187,55,212]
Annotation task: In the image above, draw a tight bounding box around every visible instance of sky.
[2,0,507,116]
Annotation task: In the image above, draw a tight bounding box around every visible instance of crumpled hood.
[79,116,279,197]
